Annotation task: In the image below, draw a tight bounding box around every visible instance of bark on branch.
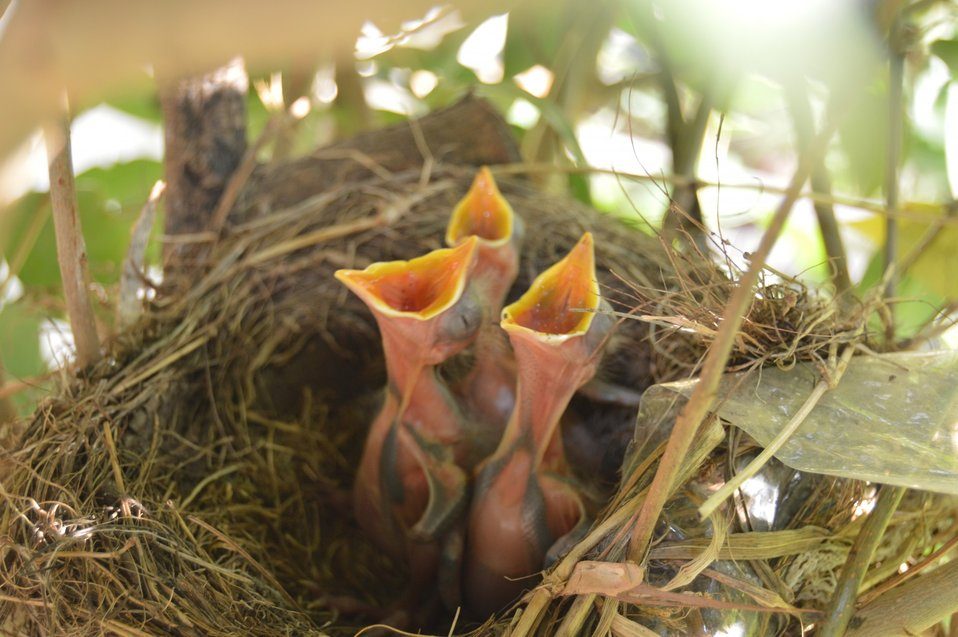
[160,58,248,272]
[44,114,101,369]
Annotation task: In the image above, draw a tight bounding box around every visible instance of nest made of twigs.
[1,99,945,637]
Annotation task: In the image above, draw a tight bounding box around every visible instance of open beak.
[501,232,607,431]
[334,236,481,367]
[464,233,611,617]
[335,238,481,556]
[446,167,522,303]
[502,232,598,338]
[446,167,515,250]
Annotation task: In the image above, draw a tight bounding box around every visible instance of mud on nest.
[0,108,877,636]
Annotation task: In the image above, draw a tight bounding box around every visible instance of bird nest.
[0,97,949,637]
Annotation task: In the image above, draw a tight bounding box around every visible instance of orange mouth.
[335,237,479,320]
[446,167,515,247]
[501,233,598,339]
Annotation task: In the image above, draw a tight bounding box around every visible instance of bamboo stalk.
[43,112,101,369]
[820,15,912,634]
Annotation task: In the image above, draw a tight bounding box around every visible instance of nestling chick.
[462,232,614,618]
[445,167,524,436]
[334,238,483,605]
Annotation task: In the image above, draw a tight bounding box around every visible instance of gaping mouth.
[501,233,598,339]
[445,167,514,247]
[335,236,479,320]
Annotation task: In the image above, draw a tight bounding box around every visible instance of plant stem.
[118,180,165,329]
[626,114,837,562]
[491,163,951,223]
[819,485,907,637]
[697,344,855,520]
[44,112,101,369]
[641,5,711,244]
[785,81,853,298]
[884,19,905,335]
[160,58,248,273]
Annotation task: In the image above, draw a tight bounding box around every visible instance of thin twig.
[819,485,907,637]
[490,163,957,224]
[44,110,101,368]
[118,180,165,329]
[884,18,905,336]
[0,371,55,400]
[697,343,856,519]
[626,113,838,562]
[208,113,285,239]
[785,80,853,298]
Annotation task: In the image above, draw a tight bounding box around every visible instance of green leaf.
[0,300,45,382]
[105,88,163,122]
[945,83,958,197]
[6,160,162,288]
[836,83,888,195]
[931,39,958,77]
[647,351,958,495]
[855,242,944,340]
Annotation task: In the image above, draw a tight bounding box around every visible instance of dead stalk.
[118,180,165,329]
[44,113,101,368]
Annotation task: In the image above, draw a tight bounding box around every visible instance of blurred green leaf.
[502,10,567,79]
[0,300,44,383]
[105,90,163,122]
[6,160,161,288]
[855,235,958,338]
[837,83,888,195]
[247,84,272,141]
[931,39,958,77]
[945,83,958,197]
[854,210,953,337]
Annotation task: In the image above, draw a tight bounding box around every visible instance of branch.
[44,112,101,369]
[626,113,838,561]
[884,18,906,336]
[785,80,853,298]
[160,58,248,273]
[698,343,856,519]
[638,4,711,242]
[492,163,957,223]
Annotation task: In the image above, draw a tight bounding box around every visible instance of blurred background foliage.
[2,0,958,416]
